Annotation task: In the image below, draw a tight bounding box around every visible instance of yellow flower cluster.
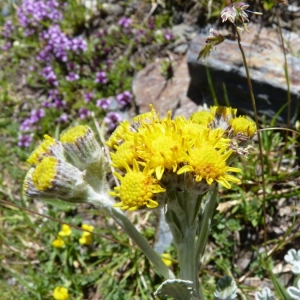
[52,224,95,248]
[107,106,256,211]
[52,224,72,248]
[79,224,94,245]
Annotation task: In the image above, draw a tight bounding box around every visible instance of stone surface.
[132,55,199,118]
[187,24,300,124]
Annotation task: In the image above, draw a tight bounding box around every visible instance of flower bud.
[60,125,103,169]
[23,156,96,202]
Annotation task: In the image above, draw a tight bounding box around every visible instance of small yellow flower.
[110,160,166,211]
[161,253,173,267]
[106,120,132,149]
[58,224,72,237]
[52,237,65,248]
[229,116,256,137]
[79,224,94,245]
[53,286,69,300]
[189,111,215,126]
[177,143,241,189]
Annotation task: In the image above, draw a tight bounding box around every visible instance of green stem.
[195,184,218,267]
[89,195,175,281]
[235,28,267,244]
[165,189,204,299]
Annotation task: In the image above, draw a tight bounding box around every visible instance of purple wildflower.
[148,16,155,30]
[17,0,63,35]
[95,71,107,84]
[41,66,58,86]
[30,108,45,122]
[52,99,66,109]
[66,72,79,81]
[48,89,59,100]
[96,98,110,110]
[78,108,91,119]
[2,42,12,51]
[116,91,132,106]
[56,113,68,123]
[18,134,33,147]
[118,17,132,28]
[2,20,14,38]
[104,112,122,131]
[20,119,32,132]
[164,29,174,41]
[70,37,87,52]
[83,92,94,103]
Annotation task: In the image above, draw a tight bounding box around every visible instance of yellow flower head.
[79,224,94,245]
[177,143,241,189]
[110,140,139,170]
[106,120,132,149]
[27,135,65,166]
[189,111,215,126]
[161,253,173,267]
[108,105,253,204]
[52,237,65,248]
[58,224,72,237]
[53,286,69,300]
[229,116,256,138]
[110,160,166,211]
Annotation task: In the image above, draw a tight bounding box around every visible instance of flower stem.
[235,28,267,243]
[195,184,218,267]
[90,195,176,281]
[165,189,204,299]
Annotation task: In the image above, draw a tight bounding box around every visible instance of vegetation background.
[0,0,299,299]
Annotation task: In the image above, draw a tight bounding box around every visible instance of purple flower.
[96,98,110,110]
[104,112,122,131]
[95,71,107,84]
[48,89,59,100]
[83,92,94,103]
[70,37,87,52]
[56,113,68,123]
[66,72,79,81]
[2,42,12,51]
[164,29,174,41]
[148,16,155,30]
[41,66,58,86]
[20,119,32,132]
[53,99,66,109]
[30,108,45,122]
[78,108,91,119]
[17,0,62,32]
[18,134,33,147]
[2,20,14,38]
[116,91,132,106]
[118,17,132,28]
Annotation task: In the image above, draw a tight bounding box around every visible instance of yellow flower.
[161,253,173,267]
[135,116,187,180]
[58,224,72,237]
[110,140,139,170]
[106,120,132,149]
[27,135,65,166]
[110,160,166,211]
[189,111,215,126]
[53,286,69,300]
[229,116,256,137]
[177,143,241,189]
[52,237,65,248]
[79,224,94,245]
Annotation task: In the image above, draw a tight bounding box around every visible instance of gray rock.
[187,24,300,124]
